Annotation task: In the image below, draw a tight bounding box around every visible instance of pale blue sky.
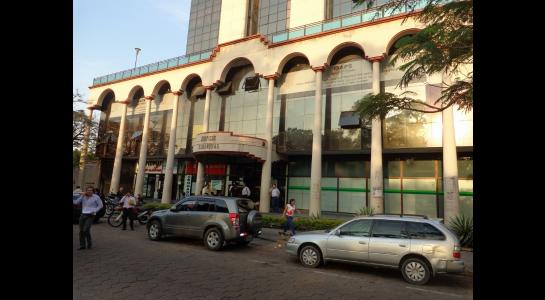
[73,0,192,106]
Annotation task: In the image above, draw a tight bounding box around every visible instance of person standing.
[73,187,103,250]
[270,184,281,213]
[118,191,137,231]
[241,182,251,198]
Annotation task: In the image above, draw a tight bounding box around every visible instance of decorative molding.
[311,66,327,72]
[144,95,155,100]
[203,85,215,90]
[263,72,279,80]
[366,55,385,63]
[171,90,184,96]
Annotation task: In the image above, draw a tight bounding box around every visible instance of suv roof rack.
[371,214,429,219]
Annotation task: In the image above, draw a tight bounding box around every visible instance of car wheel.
[401,257,431,285]
[204,228,224,251]
[148,220,162,241]
[299,245,321,268]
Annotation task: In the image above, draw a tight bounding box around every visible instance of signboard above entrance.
[192,132,267,162]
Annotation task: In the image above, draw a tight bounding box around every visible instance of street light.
[134,48,141,69]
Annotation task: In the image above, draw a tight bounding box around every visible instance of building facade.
[87,0,473,220]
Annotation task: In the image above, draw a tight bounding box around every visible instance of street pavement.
[73,221,473,300]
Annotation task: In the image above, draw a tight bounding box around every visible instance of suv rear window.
[406,222,445,240]
[214,199,229,213]
[371,220,408,239]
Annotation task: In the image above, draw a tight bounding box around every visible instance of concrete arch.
[326,42,366,66]
[151,80,172,97]
[127,85,145,100]
[181,73,203,93]
[385,28,421,56]
[97,89,115,111]
[217,57,256,84]
[276,52,311,75]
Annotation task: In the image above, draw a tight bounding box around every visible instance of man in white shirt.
[118,191,137,231]
[241,182,251,198]
[74,187,103,250]
[270,184,281,213]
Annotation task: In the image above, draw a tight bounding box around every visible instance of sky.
[73,0,192,109]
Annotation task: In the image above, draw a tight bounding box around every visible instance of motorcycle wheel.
[108,211,123,227]
[105,204,114,216]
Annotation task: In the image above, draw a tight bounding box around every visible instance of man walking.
[118,190,137,231]
[241,182,251,198]
[270,184,281,213]
[74,187,103,250]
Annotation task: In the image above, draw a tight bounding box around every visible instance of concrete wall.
[289,0,326,28]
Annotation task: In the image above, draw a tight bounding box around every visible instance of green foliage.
[352,0,473,118]
[261,215,344,231]
[356,206,375,216]
[73,149,81,168]
[142,202,173,211]
[448,214,473,248]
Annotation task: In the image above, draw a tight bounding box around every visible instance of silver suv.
[147,196,262,251]
[285,215,464,285]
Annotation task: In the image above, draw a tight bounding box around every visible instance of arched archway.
[127,85,145,107]
[385,28,420,56]
[326,42,365,66]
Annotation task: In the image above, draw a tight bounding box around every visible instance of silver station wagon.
[285,215,464,285]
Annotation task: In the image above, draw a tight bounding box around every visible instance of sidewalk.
[257,227,473,276]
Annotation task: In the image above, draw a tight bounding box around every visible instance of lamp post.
[134,48,141,69]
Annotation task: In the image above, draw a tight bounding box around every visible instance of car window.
[195,200,211,212]
[178,200,196,211]
[215,199,229,213]
[406,222,445,240]
[339,219,373,237]
[371,220,408,239]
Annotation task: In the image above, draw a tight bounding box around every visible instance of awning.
[216,81,233,95]
[191,85,206,98]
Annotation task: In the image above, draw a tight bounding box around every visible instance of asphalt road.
[73,221,473,300]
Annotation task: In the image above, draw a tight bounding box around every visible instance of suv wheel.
[204,228,224,251]
[401,257,431,285]
[299,245,321,268]
[148,220,162,241]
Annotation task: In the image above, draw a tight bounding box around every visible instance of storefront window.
[176,99,192,155]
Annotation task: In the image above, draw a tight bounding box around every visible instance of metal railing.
[91,0,430,86]
[92,48,214,86]
[265,0,427,44]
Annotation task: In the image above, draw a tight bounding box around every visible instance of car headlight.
[288,237,295,243]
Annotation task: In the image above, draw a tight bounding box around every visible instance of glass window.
[340,219,373,236]
[406,222,445,240]
[371,220,407,239]
[195,200,211,211]
[215,199,229,213]
[179,200,197,211]
[186,0,222,54]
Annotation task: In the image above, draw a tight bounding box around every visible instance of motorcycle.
[108,205,151,227]
[104,194,120,216]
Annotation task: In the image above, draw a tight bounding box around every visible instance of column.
[134,96,154,196]
[78,107,94,189]
[309,67,324,217]
[195,86,214,195]
[161,90,183,203]
[442,72,460,223]
[109,100,129,194]
[259,75,277,213]
[369,56,384,214]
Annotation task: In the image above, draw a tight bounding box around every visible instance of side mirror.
[170,205,177,212]
[334,229,341,236]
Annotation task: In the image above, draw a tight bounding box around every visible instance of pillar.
[442,72,460,223]
[109,100,129,194]
[309,67,324,217]
[161,90,183,203]
[259,75,277,212]
[195,86,214,195]
[78,107,94,189]
[369,56,384,214]
[134,96,154,196]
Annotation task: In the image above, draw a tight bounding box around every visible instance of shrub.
[356,206,375,216]
[448,214,473,248]
[261,214,344,231]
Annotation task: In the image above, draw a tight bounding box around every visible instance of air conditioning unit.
[243,75,260,92]
[339,111,361,129]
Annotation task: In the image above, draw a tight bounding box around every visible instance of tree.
[352,0,473,119]
[73,90,99,155]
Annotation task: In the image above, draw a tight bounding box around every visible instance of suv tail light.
[229,213,240,227]
[453,245,461,259]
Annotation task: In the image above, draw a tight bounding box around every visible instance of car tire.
[148,220,162,241]
[204,227,224,251]
[401,257,431,285]
[299,245,321,268]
